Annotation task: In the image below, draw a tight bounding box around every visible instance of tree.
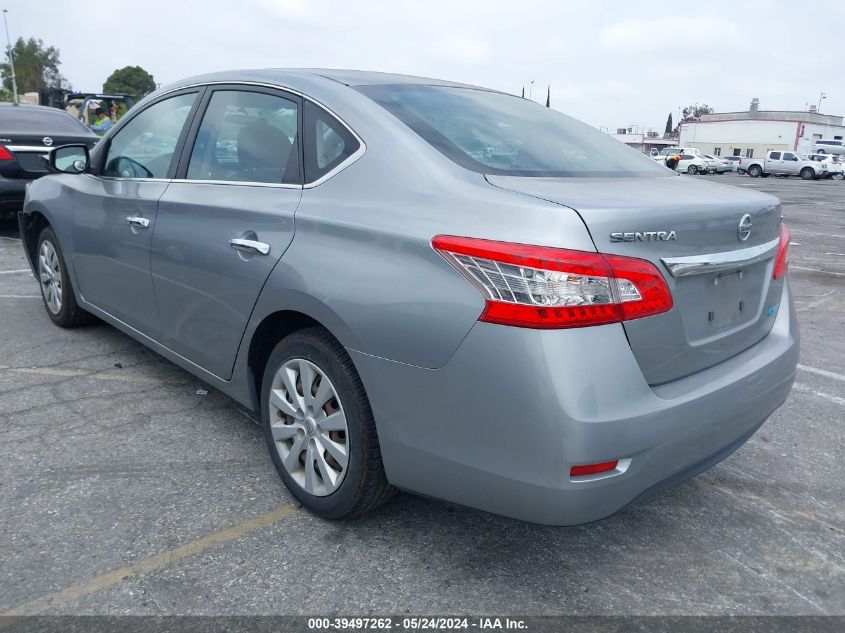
[664,113,673,136]
[103,66,156,100]
[545,85,550,108]
[680,104,714,122]
[0,37,67,94]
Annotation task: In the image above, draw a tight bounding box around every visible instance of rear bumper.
[352,281,798,525]
[0,177,29,216]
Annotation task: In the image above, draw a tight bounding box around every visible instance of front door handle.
[229,238,270,256]
[126,216,150,229]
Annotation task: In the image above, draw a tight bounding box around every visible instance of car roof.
[160,68,491,94]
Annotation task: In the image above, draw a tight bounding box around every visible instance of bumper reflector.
[570,460,619,477]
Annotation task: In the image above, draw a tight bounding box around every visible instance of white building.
[679,98,845,159]
[608,125,677,154]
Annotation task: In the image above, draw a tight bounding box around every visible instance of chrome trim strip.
[661,236,780,278]
[139,79,366,188]
[166,178,302,190]
[6,145,53,152]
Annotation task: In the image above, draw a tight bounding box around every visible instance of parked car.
[652,146,700,165]
[20,70,798,526]
[0,102,98,220]
[806,153,844,179]
[813,139,845,155]
[743,150,827,179]
[724,156,743,172]
[703,155,732,174]
[674,152,707,174]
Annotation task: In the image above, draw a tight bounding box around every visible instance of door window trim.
[173,84,304,189]
[92,87,206,182]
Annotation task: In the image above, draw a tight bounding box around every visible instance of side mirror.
[48,144,90,174]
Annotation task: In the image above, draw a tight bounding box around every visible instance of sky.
[4,0,844,132]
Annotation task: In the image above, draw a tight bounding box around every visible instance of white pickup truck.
[743,150,828,180]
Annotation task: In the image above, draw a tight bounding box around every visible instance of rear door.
[486,175,784,384]
[69,90,201,337]
[151,86,302,379]
[767,151,783,173]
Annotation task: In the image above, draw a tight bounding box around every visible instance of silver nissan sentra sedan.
[19,69,798,525]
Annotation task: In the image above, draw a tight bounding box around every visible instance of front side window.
[103,93,197,178]
[186,90,300,185]
[357,84,666,177]
[783,152,798,161]
[303,100,360,183]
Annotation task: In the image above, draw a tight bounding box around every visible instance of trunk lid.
[486,174,785,385]
[0,133,97,180]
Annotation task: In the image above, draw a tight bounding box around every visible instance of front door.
[151,87,302,379]
[69,91,200,337]
[781,152,801,175]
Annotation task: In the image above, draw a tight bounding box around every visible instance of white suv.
[814,140,845,155]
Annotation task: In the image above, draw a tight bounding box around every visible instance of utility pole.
[2,9,18,104]
[817,91,826,113]
[529,80,534,101]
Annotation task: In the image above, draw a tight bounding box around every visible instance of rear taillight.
[570,460,619,477]
[432,235,673,329]
[773,223,790,279]
[0,146,13,161]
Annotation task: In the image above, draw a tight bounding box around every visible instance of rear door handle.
[229,238,270,256]
[126,216,150,229]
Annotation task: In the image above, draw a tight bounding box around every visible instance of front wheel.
[36,227,95,328]
[261,328,394,519]
[687,165,699,174]
[800,167,816,180]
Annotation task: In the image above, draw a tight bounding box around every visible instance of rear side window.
[303,101,360,183]
[0,106,91,135]
[769,152,781,159]
[357,84,666,177]
[186,90,300,185]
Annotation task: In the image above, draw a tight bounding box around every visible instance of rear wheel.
[800,167,816,180]
[748,165,762,177]
[261,328,394,519]
[36,227,95,328]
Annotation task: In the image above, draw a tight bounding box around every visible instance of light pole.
[817,91,826,113]
[2,9,18,104]
[529,80,534,101]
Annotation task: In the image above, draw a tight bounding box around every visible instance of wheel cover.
[268,358,349,496]
[38,240,62,315]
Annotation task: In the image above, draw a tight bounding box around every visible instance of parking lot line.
[0,295,40,299]
[0,365,161,384]
[798,364,845,383]
[793,383,845,406]
[791,266,845,278]
[1,504,298,617]
[0,269,31,275]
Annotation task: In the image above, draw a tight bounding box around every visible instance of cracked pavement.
[0,174,843,616]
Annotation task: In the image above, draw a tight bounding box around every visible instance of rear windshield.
[0,106,92,135]
[356,84,667,177]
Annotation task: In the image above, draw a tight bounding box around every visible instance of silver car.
[19,70,799,525]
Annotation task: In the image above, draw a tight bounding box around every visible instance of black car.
[0,103,99,219]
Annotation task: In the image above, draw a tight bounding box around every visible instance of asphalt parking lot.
[0,173,843,617]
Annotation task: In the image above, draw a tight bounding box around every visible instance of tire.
[261,327,394,519]
[748,165,762,177]
[36,227,95,328]
[800,167,816,180]
[737,169,746,174]
[687,165,699,174]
